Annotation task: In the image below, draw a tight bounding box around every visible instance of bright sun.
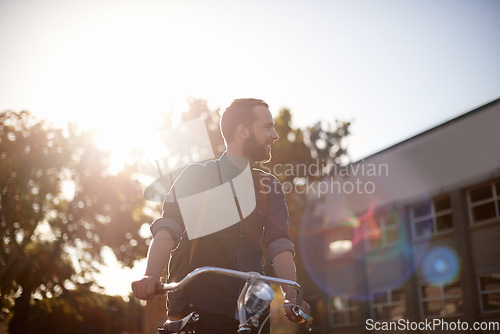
[31,9,232,174]
[41,29,177,140]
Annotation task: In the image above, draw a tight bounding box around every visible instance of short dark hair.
[220,98,269,142]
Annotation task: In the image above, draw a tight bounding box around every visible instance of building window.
[467,180,500,224]
[479,273,500,313]
[325,226,354,258]
[327,296,359,327]
[410,196,453,238]
[364,210,399,249]
[419,281,463,318]
[370,288,405,320]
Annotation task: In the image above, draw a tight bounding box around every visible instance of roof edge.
[351,96,500,163]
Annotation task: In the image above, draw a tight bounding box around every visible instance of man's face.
[242,105,279,163]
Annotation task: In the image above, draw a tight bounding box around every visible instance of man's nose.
[271,128,279,141]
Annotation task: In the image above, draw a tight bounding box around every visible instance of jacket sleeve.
[150,200,185,246]
[259,172,295,260]
[149,170,189,246]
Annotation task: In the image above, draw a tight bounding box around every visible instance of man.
[132,98,310,333]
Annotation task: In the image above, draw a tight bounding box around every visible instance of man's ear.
[236,124,250,140]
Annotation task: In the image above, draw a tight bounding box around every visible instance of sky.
[1,0,499,296]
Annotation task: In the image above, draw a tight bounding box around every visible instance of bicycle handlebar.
[161,266,304,306]
[159,266,313,330]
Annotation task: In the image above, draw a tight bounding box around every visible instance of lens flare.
[300,192,431,300]
[422,246,461,284]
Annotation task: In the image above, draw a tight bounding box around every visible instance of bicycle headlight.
[244,281,274,316]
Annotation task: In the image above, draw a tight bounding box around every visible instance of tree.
[0,110,150,333]
[308,119,350,166]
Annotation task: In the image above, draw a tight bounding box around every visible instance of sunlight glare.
[95,246,147,297]
[30,8,233,173]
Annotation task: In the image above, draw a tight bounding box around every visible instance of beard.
[242,132,271,163]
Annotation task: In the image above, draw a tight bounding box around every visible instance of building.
[300,97,500,333]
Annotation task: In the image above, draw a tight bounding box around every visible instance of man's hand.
[272,251,311,323]
[131,276,163,300]
[283,298,311,323]
[132,229,174,300]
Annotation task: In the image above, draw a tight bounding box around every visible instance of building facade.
[300,98,500,333]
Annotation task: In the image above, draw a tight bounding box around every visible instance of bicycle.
[156,266,313,334]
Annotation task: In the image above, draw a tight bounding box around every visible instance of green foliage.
[0,110,150,333]
[308,119,350,165]
[267,108,317,181]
